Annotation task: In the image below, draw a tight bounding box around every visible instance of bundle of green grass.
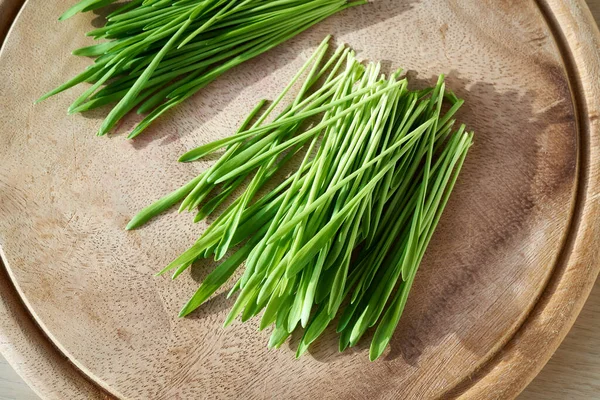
[39,0,365,137]
[129,37,473,361]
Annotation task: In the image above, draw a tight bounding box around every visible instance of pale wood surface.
[520,279,600,399]
[0,1,599,399]
[0,356,37,400]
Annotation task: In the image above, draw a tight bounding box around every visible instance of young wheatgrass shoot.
[40,0,366,137]
[127,37,474,360]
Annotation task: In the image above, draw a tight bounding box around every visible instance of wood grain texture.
[587,0,600,25]
[0,1,599,399]
[518,5,600,400]
[0,355,38,400]
[0,0,21,46]
[520,277,600,399]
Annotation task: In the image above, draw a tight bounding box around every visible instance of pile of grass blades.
[128,37,473,361]
[38,0,365,137]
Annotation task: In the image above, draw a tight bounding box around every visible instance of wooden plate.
[1,0,599,399]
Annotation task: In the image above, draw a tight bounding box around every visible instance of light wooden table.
[1,2,600,399]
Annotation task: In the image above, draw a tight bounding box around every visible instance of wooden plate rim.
[0,0,598,399]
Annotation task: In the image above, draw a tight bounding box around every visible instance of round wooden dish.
[1,0,600,399]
